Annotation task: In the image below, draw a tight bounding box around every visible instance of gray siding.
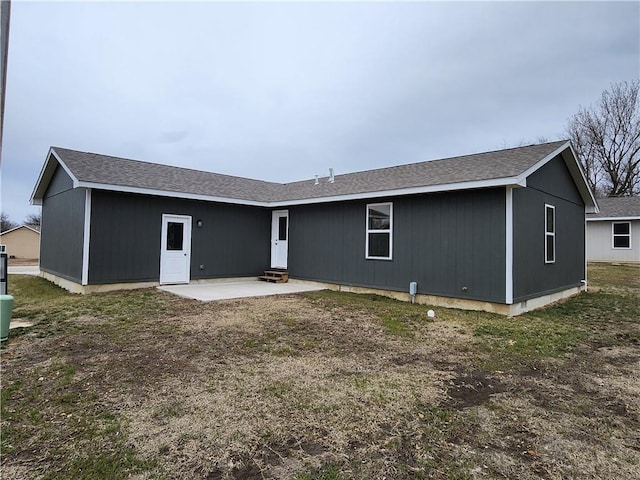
[288,189,506,303]
[40,166,85,282]
[513,155,586,301]
[88,191,270,284]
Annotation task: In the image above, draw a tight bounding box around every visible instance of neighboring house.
[586,197,640,263]
[0,225,40,259]
[30,140,597,315]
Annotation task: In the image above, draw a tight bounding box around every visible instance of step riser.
[258,270,289,283]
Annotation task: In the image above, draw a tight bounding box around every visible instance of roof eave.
[77,176,524,208]
[586,216,640,221]
[0,224,40,235]
[76,181,269,207]
[272,177,524,207]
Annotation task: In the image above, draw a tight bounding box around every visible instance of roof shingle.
[48,141,569,203]
[588,197,640,219]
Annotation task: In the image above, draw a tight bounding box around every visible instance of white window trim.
[365,202,393,260]
[545,204,555,264]
[612,221,631,249]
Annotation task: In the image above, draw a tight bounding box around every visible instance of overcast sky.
[1,0,638,223]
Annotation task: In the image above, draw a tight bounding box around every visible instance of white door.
[160,214,192,284]
[271,210,289,269]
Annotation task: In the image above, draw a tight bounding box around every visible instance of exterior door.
[160,214,192,284]
[271,210,288,269]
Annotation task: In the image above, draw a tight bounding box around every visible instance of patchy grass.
[1,265,639,479]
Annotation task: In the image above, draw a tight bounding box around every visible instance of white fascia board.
[271,177,524,207]
[586,216,640,222]
[0,224,39,236]
[564,143,599,211]
[77,176,524,208]
[515,141,571,183]
[516,141,599,212]
[76,181,267,207]
[51,149,79,185]
[30,148,81,205]
[21,225,40,234]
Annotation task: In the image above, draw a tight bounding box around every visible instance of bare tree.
[1,212,17,232]
[566,80,640,197]
[24,213,41,227]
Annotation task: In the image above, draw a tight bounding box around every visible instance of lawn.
[1,264,639,479]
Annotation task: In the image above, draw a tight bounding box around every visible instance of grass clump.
[295,465,349,480]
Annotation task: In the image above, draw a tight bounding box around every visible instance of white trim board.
[587,216,640,222]
[0,224,40,236]
[81,189,92,285]
[505,187,514,304]
[69,176,526,209]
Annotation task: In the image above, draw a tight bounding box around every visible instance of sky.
[1,0,638,223]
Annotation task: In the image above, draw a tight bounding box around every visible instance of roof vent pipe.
[329,168,335,183]
[314,175,319,185]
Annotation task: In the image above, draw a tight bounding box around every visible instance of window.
[366,203,393,259]
[545,204,555,263]
[612,222,631,249]
[166,222,184,250]
[278,216,288,241]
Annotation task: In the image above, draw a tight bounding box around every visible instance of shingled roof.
[48,147,283,203]
[31,140,596,209]
[587,196,640,220]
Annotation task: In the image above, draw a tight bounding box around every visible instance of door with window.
[271,210,289,269]
[160,214,192,284]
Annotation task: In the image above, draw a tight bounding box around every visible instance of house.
[30,140,597,315]
[586,196,640,263]
[0,225,40,260]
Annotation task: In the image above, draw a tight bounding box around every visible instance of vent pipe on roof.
[329,168,335,183]
[314,175,319,185]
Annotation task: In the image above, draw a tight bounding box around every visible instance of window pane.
[546,235,555,262]
[613,236,630,248]
[546,206,554,233]
[167,222,183,251]
[613,223,630,235]
[369,205,390,230]
[278,216,287,241]
[368,233,390,258]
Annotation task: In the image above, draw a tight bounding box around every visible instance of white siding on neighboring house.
[587,220,640,263]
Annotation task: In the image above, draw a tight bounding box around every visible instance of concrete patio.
[157,279,326,302]
[7,265,40,276]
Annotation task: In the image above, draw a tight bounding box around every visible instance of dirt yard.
[1,264,639,479]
